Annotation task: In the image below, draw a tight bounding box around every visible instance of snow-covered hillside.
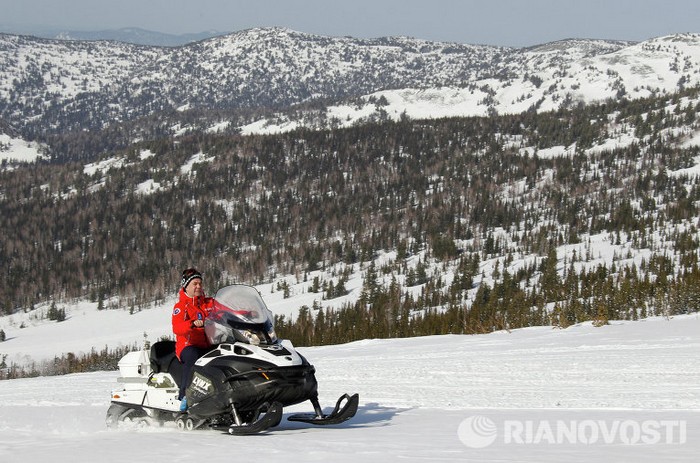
[241,34,700,135]
[2,29,700,157]
[0,314,697,462]
[0,224,678,370]
[0,132,46,166]
[4,207,700,371]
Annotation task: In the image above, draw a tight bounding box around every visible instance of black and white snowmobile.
[106,284,359,435]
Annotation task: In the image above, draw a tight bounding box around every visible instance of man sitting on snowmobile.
[172,268,214,411]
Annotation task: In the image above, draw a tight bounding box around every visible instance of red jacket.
[172,288,214,359]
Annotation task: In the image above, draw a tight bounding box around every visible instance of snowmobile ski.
[287,393,359,425]
[219,401,283,435]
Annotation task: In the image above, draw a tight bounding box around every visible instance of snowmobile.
[106,284,359,434]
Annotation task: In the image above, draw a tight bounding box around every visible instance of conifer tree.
[540,247,561,303]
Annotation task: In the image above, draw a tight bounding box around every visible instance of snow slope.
[0,133,46,165]
[0,314,698,462]
[238,34,700,136]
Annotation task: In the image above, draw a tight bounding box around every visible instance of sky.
[0,0,698,47]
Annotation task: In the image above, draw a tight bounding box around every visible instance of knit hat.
[181,268,202,289]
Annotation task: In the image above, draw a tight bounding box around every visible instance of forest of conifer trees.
[2,87,700,376]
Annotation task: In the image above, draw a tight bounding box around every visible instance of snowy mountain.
[2,28,700,371]
[2,79,700,350]
[253,34,700,134]
[0,27,507,136]
[1,28,699,460]
[1,28,699,161]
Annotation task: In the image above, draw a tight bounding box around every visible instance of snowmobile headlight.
[267,328,278,344]
[233,326,277,345]
[242,330,261,345]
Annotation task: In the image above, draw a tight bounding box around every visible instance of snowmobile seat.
[150,340,182,386]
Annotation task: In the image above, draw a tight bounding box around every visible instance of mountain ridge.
[5,28,695,162]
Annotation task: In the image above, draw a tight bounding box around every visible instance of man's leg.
[178,346,202,400]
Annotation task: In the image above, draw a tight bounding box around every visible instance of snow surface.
[0,133,45,165]
[180,151,215,175]
[0,314,698,462]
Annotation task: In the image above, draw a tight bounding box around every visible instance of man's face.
[186,278,203,297]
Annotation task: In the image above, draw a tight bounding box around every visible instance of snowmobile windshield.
[205,284,278,346]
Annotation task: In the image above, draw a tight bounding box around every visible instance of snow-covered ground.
[0,133,46,166]
[0,314,698,462]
